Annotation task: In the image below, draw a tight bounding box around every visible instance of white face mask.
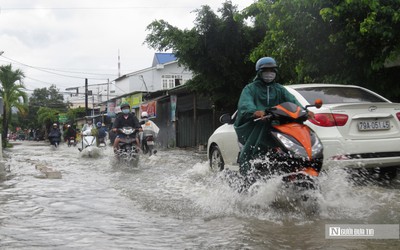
[261,71,276,83]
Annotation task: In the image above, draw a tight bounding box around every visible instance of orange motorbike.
[251,100,323,189]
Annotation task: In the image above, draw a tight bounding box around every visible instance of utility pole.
[85,78,88,116]
[107,78,110,101]
[139,75,150,99]
[118,50,121,77]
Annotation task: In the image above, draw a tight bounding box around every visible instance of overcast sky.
[0,0,253,95]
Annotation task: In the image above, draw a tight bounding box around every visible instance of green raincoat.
[234,75,302,175]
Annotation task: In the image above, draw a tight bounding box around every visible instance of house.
[113,53,193,96]
[97,53,219,149]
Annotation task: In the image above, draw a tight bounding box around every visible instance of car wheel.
[210,145,224,171]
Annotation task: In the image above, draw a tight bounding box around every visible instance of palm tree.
[0,64,28,147]
[37,107,59,137]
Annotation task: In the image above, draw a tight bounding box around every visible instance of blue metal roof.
[153,53,176,65]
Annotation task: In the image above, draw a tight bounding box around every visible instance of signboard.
[123,93,142,108]
[58,113,68,123]
[107,101,116,117]
[171,95,177,121]
[140,101,157,118]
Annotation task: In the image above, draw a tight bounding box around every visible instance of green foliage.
[145,1,263,111]
[27,84,67,128]
[247,0,400,100]
[66,107,86,124]
[37,107,59,128]
[0,64,28,146]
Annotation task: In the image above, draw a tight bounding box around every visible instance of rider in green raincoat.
[234,57,303,176]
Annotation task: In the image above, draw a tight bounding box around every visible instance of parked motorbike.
[248,100,324,191]
[68,137,76,147]
[142,134,156,156]
[115,127,140,167]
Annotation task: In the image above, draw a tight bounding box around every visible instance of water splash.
[178,160,398,223]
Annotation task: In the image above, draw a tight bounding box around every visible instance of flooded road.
[1,141,399,249]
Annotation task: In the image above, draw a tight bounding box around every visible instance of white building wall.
[114,61,193,96]
[66,59,193,108]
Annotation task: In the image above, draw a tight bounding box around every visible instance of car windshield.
[295,87,388,104]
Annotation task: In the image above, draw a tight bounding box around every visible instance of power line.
[0,55,110,80]
[0,6,194,11]
[24,76,72,89]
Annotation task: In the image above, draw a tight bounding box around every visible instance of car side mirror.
[220,113,232,124]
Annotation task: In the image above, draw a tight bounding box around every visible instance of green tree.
[66,107,86,124]
[145,1,263,111]
[0,64,28,146]
[27,85,67,128]
[246,0,400,100]
[319,0,400,99]
[37,107,59,136]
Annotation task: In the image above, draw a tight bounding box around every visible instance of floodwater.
[0,141,399,249]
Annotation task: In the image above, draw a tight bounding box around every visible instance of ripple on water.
[1,143,399,249]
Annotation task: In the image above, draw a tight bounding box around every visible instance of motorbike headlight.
[311,132,323,158]
[274,132,308,159]
[122,127,134,135]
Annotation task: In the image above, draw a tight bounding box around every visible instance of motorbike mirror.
[220,113,232,124]
[314,99,323,109]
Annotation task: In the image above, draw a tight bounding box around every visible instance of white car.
[207,84,400,178]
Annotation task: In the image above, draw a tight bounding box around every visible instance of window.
[161,75,184,89]
[296,87,388,104]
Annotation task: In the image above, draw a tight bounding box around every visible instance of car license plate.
[358,120,390,131]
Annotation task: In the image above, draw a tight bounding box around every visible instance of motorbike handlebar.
[253,114,273,122]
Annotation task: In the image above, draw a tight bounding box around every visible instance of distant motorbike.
[115,127,140,167]
[97,137,107,147]
[78,135,99,157]
[142,134,156,156]
[49,136,61,148]
[68,137,76,147]
[247,100,324,191]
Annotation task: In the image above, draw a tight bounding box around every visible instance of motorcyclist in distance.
[234,56,314,176]
[96,122,107,146]
[65,124,76,141]
[112,102,142,152]
[82,119,94,136]
[140,111,160,153]
[48,123,62,147]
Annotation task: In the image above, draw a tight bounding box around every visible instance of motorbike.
[49,136,61,148]
[97,136,107,147]
[68,137,76,147]
[78,135,99,157]
[248,99,324,191]
[115,127,140,167]
[142,134,156,156]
